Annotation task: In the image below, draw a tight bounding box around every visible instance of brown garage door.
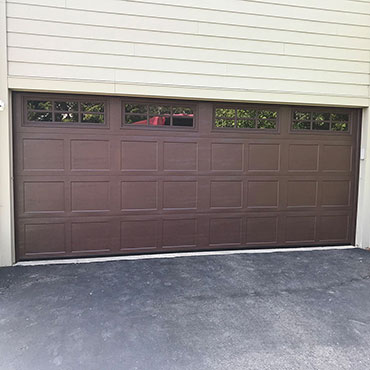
[13,92,361,260]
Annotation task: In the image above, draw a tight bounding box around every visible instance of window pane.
[312,121,329,130]
[27,100,52,110]
[125,104,147,114]
[81,102,104,113]
[125,115,147,125]
[258,110,277,119]
[81,113,105,124]
[149,116,170,126]
[237,109,256,119]
[215,108,235,118]
[27,111,52,122]
[173,107,194,127]
[292,121,311,130]
[55,101,78,111]
[172,106,193,115]
[258,119,276,129]
[331,113,349,122]
[293,111,349,133]
[331,122,349,132]
[215,118,235,128]
[293,111,311,121]
[237,119,255,128]
[55,113,79,122]
[149,105,171,115]
[313,112,330,122]
[173,117,193,127]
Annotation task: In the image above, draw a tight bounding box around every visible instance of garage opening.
[13,92,361,260]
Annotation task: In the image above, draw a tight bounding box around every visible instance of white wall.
[356,108,370,250]
[5,0,370,106]
[1,0,370,265]
[0,0,14,266]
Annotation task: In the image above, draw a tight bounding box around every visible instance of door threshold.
[15,245,356,266]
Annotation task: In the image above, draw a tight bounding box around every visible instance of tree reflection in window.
[292,111,349,132]
[26,99,106,125]
[215,107,278,130]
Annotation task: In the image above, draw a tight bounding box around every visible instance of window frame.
[212,104,280,133]
[290,107,352,135]
[22,95,109,129]
[121,99,198,131]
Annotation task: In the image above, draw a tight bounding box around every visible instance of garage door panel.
[321,180,351,207]
[163,141,198,172]
[246,216,278,245]
[21,222,67,257]
[121,180,158,211]
[71,221,113,254]
[247,180,279,209]
[70,139,111,171]
[15,136,66,177]
[209,217,243,247]
[285,216,317,244]
[14,93,360,260]
[162,218,198,249]
[321,144,353,173]
[71,181,111,213]
[287,180,318,208]
[318,214,350,243]
[22,138,65,172]
[163,180,198,210]
[288,144,319,172]
[247,143,281,172]
[211,142,244,172]
[210,180,243,209]
[120,219,159,251]
[121,140,158,172]
[23,181,66,214]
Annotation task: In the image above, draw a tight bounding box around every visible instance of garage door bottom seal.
[15,245,356,267]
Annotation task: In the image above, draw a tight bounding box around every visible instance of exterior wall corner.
[356,106,370,250]
[0,0,15,266]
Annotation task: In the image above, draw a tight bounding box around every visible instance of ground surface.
[1,249,370,370]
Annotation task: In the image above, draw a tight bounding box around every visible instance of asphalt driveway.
[1,248,370,370]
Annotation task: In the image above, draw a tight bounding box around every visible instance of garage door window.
[292,111,349,132]
[214,107,278,130]
[123,103,194,127]
[26,99,106,125]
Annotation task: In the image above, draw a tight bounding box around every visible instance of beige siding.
[6,0,370,105]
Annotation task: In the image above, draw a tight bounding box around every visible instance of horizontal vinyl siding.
[8,2,370,40]
[7,33,369,75]
[6,0,370,106]
[9,18,370,62]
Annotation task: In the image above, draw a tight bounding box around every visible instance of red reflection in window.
[149,116,168,126]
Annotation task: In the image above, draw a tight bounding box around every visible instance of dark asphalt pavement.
[1,248,370,370]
